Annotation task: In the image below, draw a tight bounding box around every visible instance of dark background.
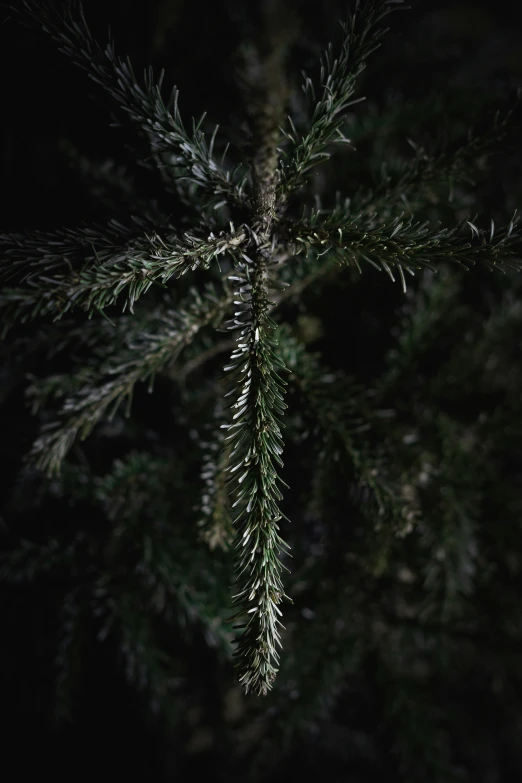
[1,1,521,780]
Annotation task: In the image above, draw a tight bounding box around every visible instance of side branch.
[284,212,522,290]
[0,225,247,330]
[27,284,233,476]
[278,0,403,197]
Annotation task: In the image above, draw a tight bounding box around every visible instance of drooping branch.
[222,6,293,695]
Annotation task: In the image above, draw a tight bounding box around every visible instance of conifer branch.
[0,534,85,582]
[111,593,175,698]
[196,401,235,552]
[379,269,462,394]
[222,259,291,695]
[0,223,246,330]
[277,325,407,523]
[27,284,233,476]
[0,219,158,285]
[285,211,522,290]
[93,451,235,657]
[222,15,292,695]
[351,98,521,217]
[418,415,480,621]
[171,249,345,391]
[278,0,403,197]
[13,0,249,209]
[173,248,344,384]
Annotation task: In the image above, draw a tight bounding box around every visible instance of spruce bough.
[1,0,521,697]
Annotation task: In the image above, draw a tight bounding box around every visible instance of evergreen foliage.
[1,0,522,778]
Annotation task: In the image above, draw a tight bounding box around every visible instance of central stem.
[226,5,294,695]
[245,1,290,356]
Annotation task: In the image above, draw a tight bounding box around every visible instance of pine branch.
[113,593,177,699]
[1,317,116,362]
[418,416,481,622]
[172,239,356,387]
[10,450,235,711]
[350,97,520,218]
[149,553,234,658]
[27,284,233,476]
[173,249,346,384]
[0,222,246,330]
[0,533,85,582]
[0,316,120,404]
[196,400,235,552]
[429,288,522,402]
[93,450,235,656]
[13,0,249,210]
[0,219,155,284]
[285,210,522,291]
[222,20,292,695]
[276,325,408,525]
[278,0,404,197]
[93,450,175,525]
[222,265,291,695]
[379,268,464,394]
[344,81,515,148]
[175,336,238,384]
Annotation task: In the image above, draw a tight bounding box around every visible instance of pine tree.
[1,0,522,779]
